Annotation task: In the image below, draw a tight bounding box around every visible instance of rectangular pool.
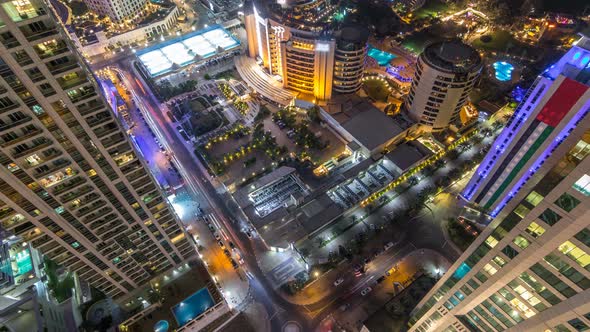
[171,288,215,327]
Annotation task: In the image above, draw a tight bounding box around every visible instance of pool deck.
[123,262,224,332]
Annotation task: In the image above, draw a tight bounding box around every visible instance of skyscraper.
[0,0,194,301]
[405,40,482,132]
[408,35,590,332]
[462,35,590,217]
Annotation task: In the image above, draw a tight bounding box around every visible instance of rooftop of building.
[543,32,590,84]
[326,97,415,152]
[421,40,482,74]
[385,141,432,173]
[251,0,346,34]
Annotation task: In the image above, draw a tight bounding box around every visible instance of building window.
[514,204,531,218]
[539,208,561,226]
[513,235,531,249]
[568,318,590,332]
[493,256,507,267]
[555,193,581,212]
[573,174,590,197]
[525,191,544,206]
[485,236,499,248]
[483,263,498,276]
[574,229,590,248]
[525,222,546,238]
[502,245,519,259]
[558,241,590,269]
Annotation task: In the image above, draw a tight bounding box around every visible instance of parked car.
[217,240,225,249]
[223,249,231,257]
[377,276,386,283]
[384,241,394,251]
[361,287,372,296]
[333,278,344,287]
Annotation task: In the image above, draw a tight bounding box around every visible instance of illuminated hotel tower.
[408,35,590,332]
[0,0,194,301]
[244,0,368,101]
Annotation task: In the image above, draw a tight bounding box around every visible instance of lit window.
[493,256,507,267]
[558,241,590,268]
[25,154,42,166]
[525,222,546,238]
[485,236,499,248]
[525,191,544,206]
[508,297,536,318]
[513,235,531,249]
[483,263,498,276]
[573,174,590,197]
[514,204,531,218]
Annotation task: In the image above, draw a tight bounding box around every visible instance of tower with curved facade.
[405,40,482,132]
[244,0,368,101]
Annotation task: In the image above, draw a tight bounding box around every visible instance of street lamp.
[314,271,319,278]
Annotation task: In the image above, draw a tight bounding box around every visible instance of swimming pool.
[154,320,169,332]
[367,47,397,66]
[171,288,215,327]
[492,61,514,82]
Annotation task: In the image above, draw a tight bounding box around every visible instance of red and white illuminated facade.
[463,36,590,217]
[408,34,590,332]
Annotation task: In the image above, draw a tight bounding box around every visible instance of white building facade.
[405,40,482,132]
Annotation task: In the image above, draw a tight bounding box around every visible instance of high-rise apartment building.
[462,36,590,217]
[405,40,482,132]
[83,0,147,23]
[244,0,368,101]
[408,35,590,332]
[0,0,194,301]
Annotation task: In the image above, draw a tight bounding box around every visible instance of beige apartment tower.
[405,40,482,132]
[0,0,194,300]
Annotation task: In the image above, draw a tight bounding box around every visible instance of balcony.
[0,115,33,132]
[1,37,20,49]
[76,200,107,218]
[36,41,69,59]
[48,61,79,76]
[0,128,42,147]
[78,100,105,116]
[93,121,119,138]
[85,111,112,128]
[52,175,85,195]
[57,72,88,90]
[22,25,58,42]
[59,185,92,203]
[67,87,96,104]
[34,158,70,177]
